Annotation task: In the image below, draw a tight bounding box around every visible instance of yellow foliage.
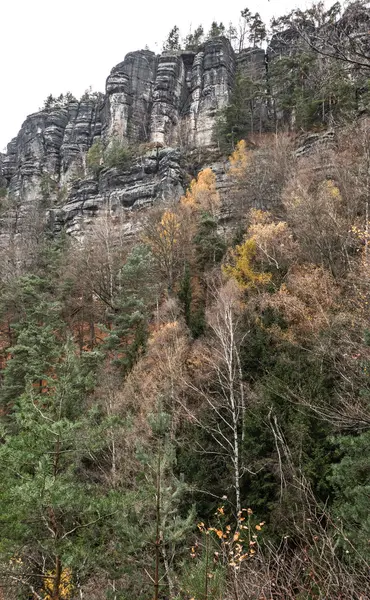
[181,168,220,215]
[222,239,271,290]
[143,210,180,252]
[323,179,341,199]
[42,568,73,600]
[143,209,180,257]
[159,210,180,239]
[248,208,271,226]
[228,139,250,179]
[248,212,297,270]
[195,506,264,571]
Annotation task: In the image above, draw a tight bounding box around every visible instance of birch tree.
[182,279,248,524]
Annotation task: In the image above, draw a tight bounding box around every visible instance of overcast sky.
[1,0,312,151]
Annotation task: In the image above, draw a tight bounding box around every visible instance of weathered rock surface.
[102,38,235,148]
[1,38,237,238]
[2,1,370,241]
[50,147,184,235]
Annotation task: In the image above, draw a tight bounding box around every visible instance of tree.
[180,280,248,523]
[86,139,104,176]
[194,212,226,270]
[104,244,155,376]
[224,134,293,219]
[289,1,370,71]
[283,167,353,277]
[0,275,64,411]
[247,209,298,273]
[44,94,56,110]
[238,8,253,51]
[215,74,266,149]
[163,26,181,51]
[138,408,194,599]
[248,12,266,47]
[0,338,118,600]
[184,25,204,51]
[181,168,220,218]
[104,139,132,169]
[143,209,185,294]
[222,239,271,290]
[330,429,370,559]
[236,9,266,50]
[207,22,226,40]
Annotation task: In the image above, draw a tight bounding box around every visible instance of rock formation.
[1,3,368,241]
[0,38,237,238]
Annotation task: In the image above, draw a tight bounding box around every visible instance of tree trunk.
[52,555,62,600]
[154,451,161,600]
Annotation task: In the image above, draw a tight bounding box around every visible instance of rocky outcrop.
[1,98,103,225]
[50,147,184,235]
[189,38,235,146]
[295,130,336,158]
[102,50,158,144]
[102,38,235,148]
[0,38,237,237]
[0,153,7,190]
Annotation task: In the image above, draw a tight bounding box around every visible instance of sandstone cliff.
[1,6,368,241]
[0,38,238,237]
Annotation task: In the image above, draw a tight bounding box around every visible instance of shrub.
[104,140,132,169]
[86,139,104,175]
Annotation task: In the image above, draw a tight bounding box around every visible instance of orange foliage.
[228,139,250,180]
[181,168,220,216]
[121,316,190,426]
[257,265,339,340]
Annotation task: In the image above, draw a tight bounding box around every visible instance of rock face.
[1,38,236,238]
[2,3,369,240]
[102,50,157,144]
[102,38,235,148]
[51,147,184,235]
[0,98,103,235]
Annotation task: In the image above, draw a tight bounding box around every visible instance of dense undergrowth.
[0,121,370,599]
[1,0,370,595]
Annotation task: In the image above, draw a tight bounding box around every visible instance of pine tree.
[207,22,226,39]
[163,26,181,51]
[0,338,119,599]
[104,244,155,376]
[185,25,204,51]
[330,429,370,559]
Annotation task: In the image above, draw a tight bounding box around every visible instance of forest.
[0,1,370,599]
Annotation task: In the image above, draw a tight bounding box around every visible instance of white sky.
[1,0,311,151]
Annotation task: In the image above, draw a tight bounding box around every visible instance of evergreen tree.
[194,211,226,269]
[104,244,155,376]
[163,26,181,51]
[330,429,370,559]
[0,338,119,599]
[215,73,265,149]
[248,12,266,47]
[207,22,226,39]
[178,263,192,328]
[184,25,204,51]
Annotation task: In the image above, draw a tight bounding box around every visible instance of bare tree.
[289,1,370,71]
[180,278,249,523]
